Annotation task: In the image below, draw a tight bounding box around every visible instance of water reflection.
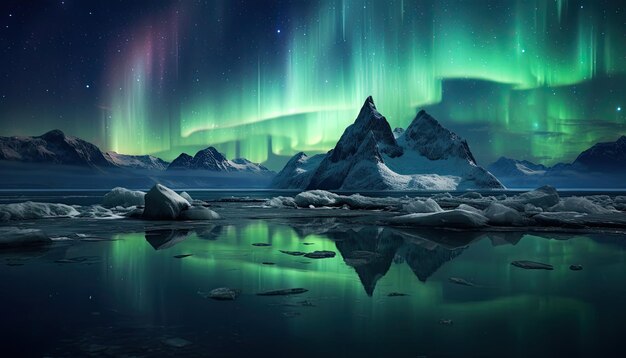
[2,220,625,356]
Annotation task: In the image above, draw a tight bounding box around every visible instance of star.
[276,29,281,34]
[618,106,622,112]
[85,84,90,88]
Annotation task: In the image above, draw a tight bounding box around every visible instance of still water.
[1,218,624,357]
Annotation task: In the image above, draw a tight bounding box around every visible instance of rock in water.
[387,292,409,297]
[142,184,190,220]
[257,288,308,296]
[200,287,240,301]
[511,260,554,270]
[448,277,477,287]
[303,250,336,259]
[252,243,272,247]
[178,205,220,220]
[570,264,583,271]
[279,250,306,256]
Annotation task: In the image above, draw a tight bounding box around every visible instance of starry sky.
[0,0,624,170]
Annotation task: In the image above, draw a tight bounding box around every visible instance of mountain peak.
[403,110,476,164]
[39,129,66,140]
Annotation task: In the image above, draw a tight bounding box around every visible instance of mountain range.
[488,136,626,188]
[2,101,626,190]
[271,96,503,190]
[0,130,273,189]
[168,147,271,173]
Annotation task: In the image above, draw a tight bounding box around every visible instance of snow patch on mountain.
[272,96,503,190]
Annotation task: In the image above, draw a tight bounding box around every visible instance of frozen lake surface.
[1,190,625,356]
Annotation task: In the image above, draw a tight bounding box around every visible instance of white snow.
[179,191,194,203]
[263,196,297,208]
[403,198,443,213]
[142,184,191,220]
[293,190,400,209]
[0,227,50,246]
[0,201,80,220]
[102,187,145,208]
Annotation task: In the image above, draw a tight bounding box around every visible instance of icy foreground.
[0,184,219,223]
[272,96,503,190]
[264,186,626,229]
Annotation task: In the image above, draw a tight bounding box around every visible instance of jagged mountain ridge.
[487,136,626,188]
[0,130,114,168]
[272,96,503,190]
[105,151,170,171]
[0,130,271,175]
[168,146,272,173]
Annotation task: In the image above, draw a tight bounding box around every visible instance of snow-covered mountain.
[168,146,272,173]
[105,151,170,170]
[487,136,626,188]
[0,130,114,169]
[488,157,548,178]
[272,96,503,190]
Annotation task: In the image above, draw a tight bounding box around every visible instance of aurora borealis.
[0,0,624,169]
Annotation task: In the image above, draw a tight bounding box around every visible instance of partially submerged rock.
[279,250,306,256]
[141,184,219,221]
[199,287,240,301]
[142,184,190,220]
[570,264,583,271]
[252,243,272,247]
[257,288,308,296]
[511,260,553,270]
[387,292,409,297]
[448,277,478,287]
[178,205,220,220]
[303,250,336,259]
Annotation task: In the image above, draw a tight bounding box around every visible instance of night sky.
[0,0,624,170]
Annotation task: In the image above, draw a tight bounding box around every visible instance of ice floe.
[0,227,50,247]
[102,187,145,208]
[263,185,626,229]
[0,201,80,220]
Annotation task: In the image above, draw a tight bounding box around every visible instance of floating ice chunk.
[503,185,560,210]
[524,203,543,214]
[403,198,443,213]
[0,227,50,247]
[264,196,297,208]
[483,202,526,226]
[179,206,220,220]
[456,204,483,215]
[549,196,613,214]
[390,209,488,228]
[102,187,145,208]
[77,205,119,219]
[179,191,193,203]
[142,184,191,220]
[0,201,80,220]
[294,190,339,207]
[293,190,399,210]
